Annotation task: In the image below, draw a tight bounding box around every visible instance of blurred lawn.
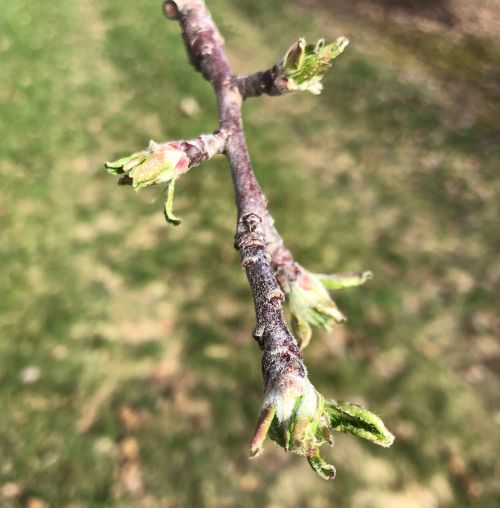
[1,0,499,506]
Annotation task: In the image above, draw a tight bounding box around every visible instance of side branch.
[238,36,350,99]
[105,130,227,182]
[236,67,291,99]
[105,130,226,223]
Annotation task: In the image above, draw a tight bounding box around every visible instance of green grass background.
[1,0,499,506]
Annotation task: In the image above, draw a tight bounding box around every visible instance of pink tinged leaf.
[174,152,190,173]
[250,405,276,458]
[298,271,314,291]
[167,141,182,151]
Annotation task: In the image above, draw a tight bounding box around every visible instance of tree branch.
[164,0,308,412]
[106,0,394,479]
[236,66,291,99]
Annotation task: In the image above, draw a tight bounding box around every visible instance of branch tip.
[163,1,179,20]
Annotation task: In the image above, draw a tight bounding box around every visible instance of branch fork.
[105,0,394,479]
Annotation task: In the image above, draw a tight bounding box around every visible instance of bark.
[236,67,292,99]
[164,0,305,388]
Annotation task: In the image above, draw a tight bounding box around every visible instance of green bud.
[250,376,394,480]
[288,266,347,349]
[281,36,349,94]
[105,140,190,225]
[286,266,371,349]
[106,140,189,190]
